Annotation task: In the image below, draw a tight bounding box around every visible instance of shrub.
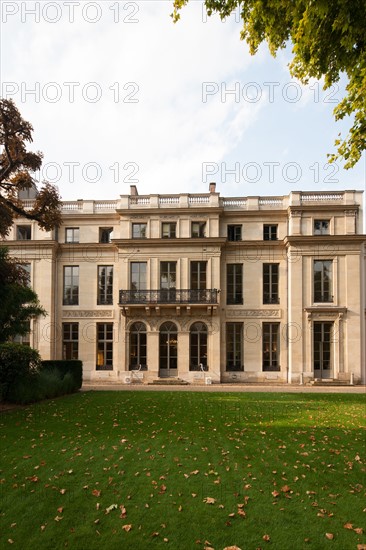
[0,343,41,402]
[41,360,82,390]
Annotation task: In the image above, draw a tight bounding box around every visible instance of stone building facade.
[3,185,366,384]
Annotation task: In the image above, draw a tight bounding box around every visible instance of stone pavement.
[82,381,366,394]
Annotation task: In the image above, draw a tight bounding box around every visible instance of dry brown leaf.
[354,528,364,534]
[92,489,101,497]
[122,524,132,532]
[343,523,353,529]
[57,507,63,514]
[325,533,334,540]
[272,490,280,498]
[203,497,216,504]
[357,545,366,550]
[262,534,270,542]
[223,546,242,550]
[281,485,291,493]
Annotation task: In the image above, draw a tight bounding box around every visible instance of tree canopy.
[0,247,46,343]
[0,98,62,238]
[172,0,366,169]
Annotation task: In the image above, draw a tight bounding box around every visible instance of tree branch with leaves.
[172,0,366,168]
[0,98,62,238]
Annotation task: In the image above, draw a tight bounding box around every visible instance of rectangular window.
[191,221,206,238]
[263,264,279,304]
[62,323,79,360]
[99,227,113,243]
[263,323,280,371]
[263,224,278,241]
[65,227,79,243]
[226,323,243,371]
[227,225,242,241]
[130,262,147,291]
[132,223,147,239]
[314,220,330,235]
[191,261,207,290]
[98,266,113,305]
[12,321,31,346]
[17,263,31,287]
[63,266,79,305]
[227,264,243,304]
[162,222,176,238]
[314,260,333,302]
[96,323,113,370]
[16,225,31,240]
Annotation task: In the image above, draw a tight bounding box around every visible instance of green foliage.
[172,0,366,168]
[0,246,46,343]
[0,98,62,238]
[0,342,41,401]
[41,360,83,390]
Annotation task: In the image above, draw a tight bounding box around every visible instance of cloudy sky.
[1,1,365,205]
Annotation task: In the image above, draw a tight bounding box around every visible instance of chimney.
[130,185,138,196]
[209,182,216,193]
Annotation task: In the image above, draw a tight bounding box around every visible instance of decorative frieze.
[226,309,281,318]
[63,310,114,318]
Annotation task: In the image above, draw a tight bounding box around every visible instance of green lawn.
[0,391,365,549]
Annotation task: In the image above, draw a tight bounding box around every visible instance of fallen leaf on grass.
[105,504,118,514]
[325,533,334,540]
[343,523,353,530]
[122,524,132,532]
[224,547,242,550]
[54,516,63,522]
[92,489,101,497]
[203,497,216,504]
[57,507,63,514]
[357,545,366,550]
[119,505,127,518]
[354,528,364,534]
[272,490,280,498]
[262,535,270,542]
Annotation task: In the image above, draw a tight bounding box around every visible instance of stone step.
[310,379,352,386]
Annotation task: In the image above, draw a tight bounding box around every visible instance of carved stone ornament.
[226,309,281,318]
[63,310,114,318]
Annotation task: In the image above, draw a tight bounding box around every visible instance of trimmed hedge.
[41,360,83,390]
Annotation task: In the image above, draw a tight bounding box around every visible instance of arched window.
[190,322,208,371]
[129,322,147,370]
[159,322,178,376]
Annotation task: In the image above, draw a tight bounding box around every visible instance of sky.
[1,0,365,209]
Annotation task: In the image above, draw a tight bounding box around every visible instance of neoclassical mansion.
[4,184,366,384]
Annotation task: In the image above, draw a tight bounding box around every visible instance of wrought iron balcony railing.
[119,289,219,305]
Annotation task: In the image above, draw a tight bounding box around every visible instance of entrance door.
[159,322,178,377]
[313,322,333,378]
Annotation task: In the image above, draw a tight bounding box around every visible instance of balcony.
[119,289,219,305]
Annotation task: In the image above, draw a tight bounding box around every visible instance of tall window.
[99,227,113,243]
[96,323,113,370]
[65,227,79,243]
[16,225,31,240]
[162,222,176,238]
[63,266,79,305]
[263,323,280,371]
[314,220,330,235]
[226,323,243,371]
[227,264,243,304]
[130,262,147,290]
[132,223,147,238]
[98,266,113,305]
[159,322,178,374]
[191,221,206,238]
[160,262,176,301]
[263,264,279,304]
[191,261,207,290]
[313,322,333,376]
[12,321,31,346]
[17,263,31,287]
[190,322,208,371]
[263,225,277,241]
[227,225,242,241]
[62,323,79,360]
[314,260,333,302]
[130,322,147,370]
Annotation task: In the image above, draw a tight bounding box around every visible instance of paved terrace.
[82,381,366,394]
